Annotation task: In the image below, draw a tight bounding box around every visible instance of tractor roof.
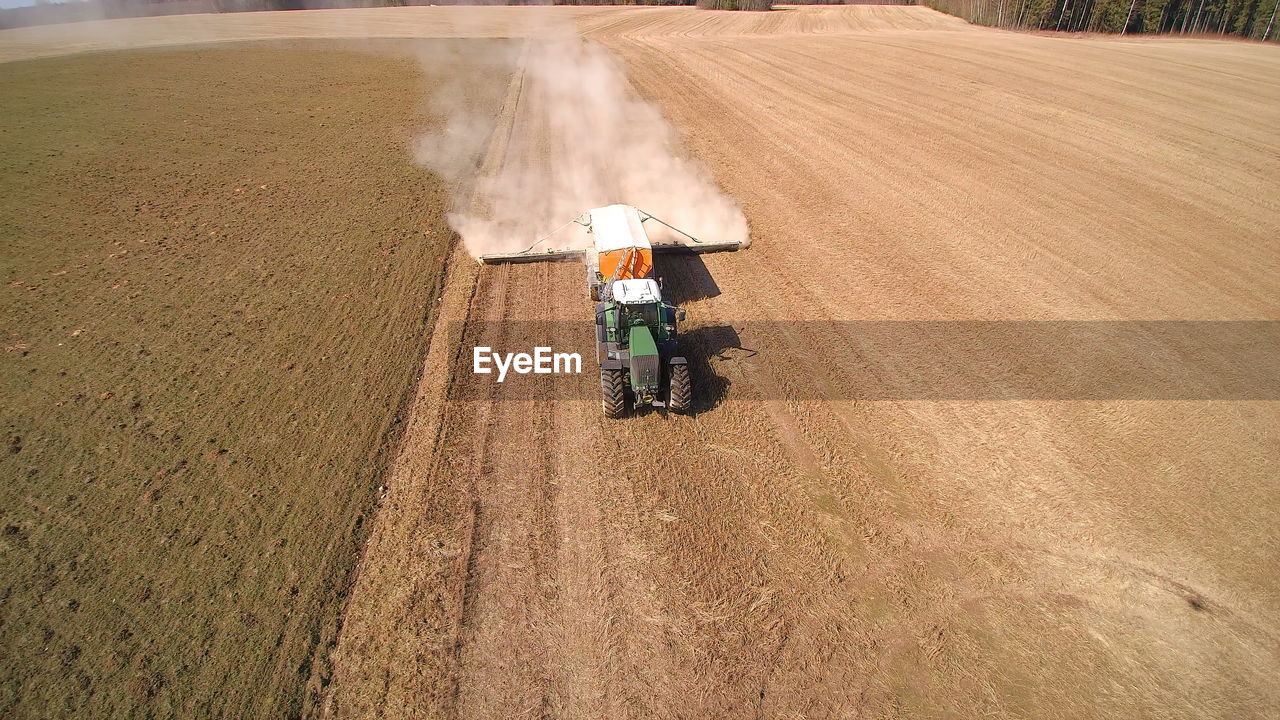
[612,278,662,305]
[589,204,651,253]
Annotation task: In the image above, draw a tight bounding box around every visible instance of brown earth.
[3,5,1278,719]
[0,40,512,717]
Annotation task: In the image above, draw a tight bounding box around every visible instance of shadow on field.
[679,324,744,413]
[654,252,736,413]
[655,252,721,304]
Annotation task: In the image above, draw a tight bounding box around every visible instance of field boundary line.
[320,42,528,717]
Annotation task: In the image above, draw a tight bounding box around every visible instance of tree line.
[921,0,1278,39]
[695,0,771,9]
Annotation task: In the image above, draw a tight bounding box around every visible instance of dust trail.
[412,33,750,257]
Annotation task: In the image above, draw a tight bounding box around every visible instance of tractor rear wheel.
[668,364,691,414]
[601,368,627,419]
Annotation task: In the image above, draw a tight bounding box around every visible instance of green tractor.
[477,203,742,417]
[595,278,690,418]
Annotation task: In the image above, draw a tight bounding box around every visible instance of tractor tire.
[668,364,692,414]
[601,368,627,419]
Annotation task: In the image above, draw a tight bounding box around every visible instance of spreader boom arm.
[478,248,585,265]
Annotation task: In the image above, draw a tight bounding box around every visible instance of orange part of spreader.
[599,247,653,281]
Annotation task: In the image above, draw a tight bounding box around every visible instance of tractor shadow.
[655,252,721,304]
[679,324,745,413]
[654,253,743,414]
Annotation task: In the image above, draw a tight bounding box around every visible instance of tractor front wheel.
[601,368,627,419]
[668,364,691,414]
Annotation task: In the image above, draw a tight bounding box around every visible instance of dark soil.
[0,39,510,718]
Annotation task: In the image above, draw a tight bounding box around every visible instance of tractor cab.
[603,279,682,342]
[611,277,662,304]
[612,278,662,327]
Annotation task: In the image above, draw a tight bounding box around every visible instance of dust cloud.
[411,32,750,257]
